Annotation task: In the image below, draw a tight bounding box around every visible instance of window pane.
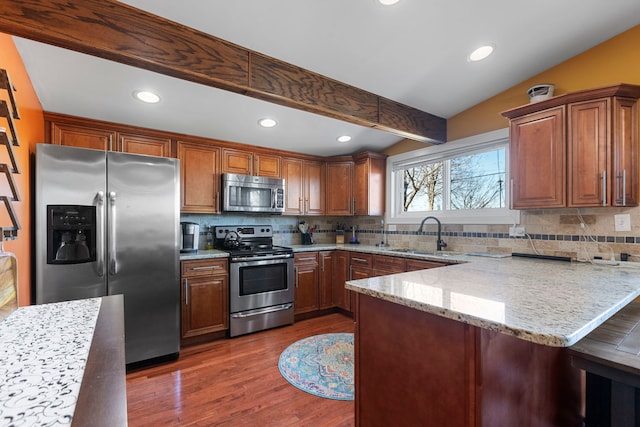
[450,148,505,209]
[403,162,443,212]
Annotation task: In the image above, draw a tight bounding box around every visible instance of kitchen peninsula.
[345,255,640,426]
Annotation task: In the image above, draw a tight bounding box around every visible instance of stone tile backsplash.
[182,205,640,261]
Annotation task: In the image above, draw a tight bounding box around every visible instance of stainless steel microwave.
[222,173,285,214]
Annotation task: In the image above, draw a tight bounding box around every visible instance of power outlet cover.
[509,226,525,237]
[614,214,631,232]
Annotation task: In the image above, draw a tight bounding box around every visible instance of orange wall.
[0,34,44,306]
[447,24,640,141]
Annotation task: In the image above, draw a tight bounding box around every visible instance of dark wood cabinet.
[332,250,351,312]
[294,252,319,315]
[405,258,448,271]
[503,84,640,209]
[221,147,281,177]
[181,259,229,340]
[318,251,334,310]
[508,106,566,209]
[350,252,373,280]
[372,254,406,277]
[326,160,354,215]
[283,157,325,215]
[177,140,220,213]
[353,152,387,216]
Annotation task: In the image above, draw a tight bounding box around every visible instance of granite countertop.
[346,255,640,347]
[0,298,102,425]
[180,249,229,260]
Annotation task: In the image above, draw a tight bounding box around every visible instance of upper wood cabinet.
[119,133,172,157]
[46,113,172,157]
[221,148,281,178]
[326,160,354,215]
[503,84,640,209]
[177,140,220,213]
[50,121,116,151]
[283,157,325,215]
[354,152,387,216]
[508,106,566,209]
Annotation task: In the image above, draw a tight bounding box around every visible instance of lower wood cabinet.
[180,258,229,339]
[332,250,351,312]
[319,251,334,310]
[294,252,320,315]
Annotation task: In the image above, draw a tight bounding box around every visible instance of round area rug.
[278,333,354,400]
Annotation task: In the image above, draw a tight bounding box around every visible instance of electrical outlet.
[614,214,631,232]
[509,226,525,237]
[388,224,396,231]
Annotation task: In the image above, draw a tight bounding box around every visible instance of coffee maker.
[180,222,199,253]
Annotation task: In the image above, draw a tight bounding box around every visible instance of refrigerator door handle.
[95,191,105,277]
[109,191,118,275]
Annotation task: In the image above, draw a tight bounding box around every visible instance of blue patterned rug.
[278,333,354,400]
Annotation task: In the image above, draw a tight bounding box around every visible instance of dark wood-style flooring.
[126,313,355,426]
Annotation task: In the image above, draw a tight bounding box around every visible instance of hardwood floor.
[126,313,355,426]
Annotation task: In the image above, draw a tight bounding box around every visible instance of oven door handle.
[230,303,293,318]
[231,254,293,262]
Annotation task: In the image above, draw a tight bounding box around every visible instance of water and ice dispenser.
[46,205,96,264]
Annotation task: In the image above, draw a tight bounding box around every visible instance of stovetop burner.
[214,225,293,257]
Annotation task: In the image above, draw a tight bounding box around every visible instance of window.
[388,128,519,225]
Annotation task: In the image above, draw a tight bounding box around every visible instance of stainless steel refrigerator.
[35,143,180,365]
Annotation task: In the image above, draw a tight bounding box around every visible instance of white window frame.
[386,128,520,225]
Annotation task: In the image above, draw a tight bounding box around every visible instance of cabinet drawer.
[350,253,373,268]
[295,252,318,265]
[373,255,406,273]
[405,259,447,271]
[182,258,228,277]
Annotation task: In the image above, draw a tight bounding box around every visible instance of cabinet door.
[283,157,304,214]
[612,97,639,206]
[354,154,386,216]
[305,160,326,215]
[50,122,115,150]
[319,251,334,310]
[181,274,229,338]
[372,255,406,277]
[326,161,353,215]
[568,99,609,207]
[332,250,351,312]
[119,133,172,157]
[222,148,252,175]
[255,153,281,178]
[294,253,319,314]
[177,141,220,213]
[509,106,566,209]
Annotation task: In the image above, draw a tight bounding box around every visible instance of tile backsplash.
[182,205,640,262]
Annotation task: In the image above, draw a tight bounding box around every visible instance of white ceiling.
[13,0,640,156]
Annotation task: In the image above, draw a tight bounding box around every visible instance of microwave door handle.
[272,188,276,209]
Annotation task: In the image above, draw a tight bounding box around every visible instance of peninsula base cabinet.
[180,259,229,342]
[354,294,582,427]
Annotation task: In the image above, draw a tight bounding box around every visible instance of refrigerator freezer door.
[36,144,107,304]
[106,151,180,364]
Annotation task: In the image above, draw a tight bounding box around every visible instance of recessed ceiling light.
[258,118,277,128]
[337,135,352,143]
[468,45,494,62]
[378,0,400,4]
[133,90,160,103]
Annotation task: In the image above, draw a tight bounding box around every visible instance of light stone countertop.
[180,249,229,260]
[346,255,640,347]
[0,298,102,425]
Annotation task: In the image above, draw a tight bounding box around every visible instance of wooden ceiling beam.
[0,0,446,143]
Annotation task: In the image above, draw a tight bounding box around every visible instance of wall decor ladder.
[0,68,20,241]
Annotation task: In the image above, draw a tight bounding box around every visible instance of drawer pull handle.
[352,257,368,263]
[192,265,223,270]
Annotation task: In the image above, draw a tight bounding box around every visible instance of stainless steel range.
[214,225,294,337]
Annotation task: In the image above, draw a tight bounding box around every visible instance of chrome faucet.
[417,216,447,251]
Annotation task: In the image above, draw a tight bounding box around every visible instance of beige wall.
[381,25,640,260]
